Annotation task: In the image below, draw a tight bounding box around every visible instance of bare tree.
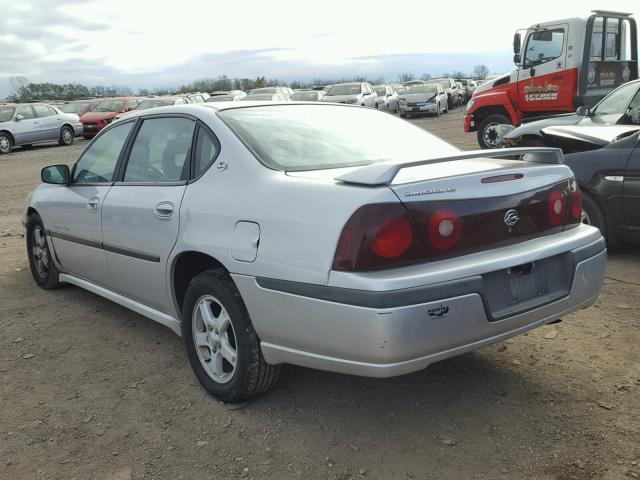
[473,65,490,79]
[9,76,29,99]
[420,73,432,81]
[398,73,415,83]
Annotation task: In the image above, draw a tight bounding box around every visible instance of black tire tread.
[184,269,281,402]
[26,213,62,290]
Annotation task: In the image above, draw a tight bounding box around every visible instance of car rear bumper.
[232,226,605,377]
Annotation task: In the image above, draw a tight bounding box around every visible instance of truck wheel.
[477,114,511,149]
[182,269,281,402]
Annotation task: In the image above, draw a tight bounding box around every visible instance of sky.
[1,0,639,97]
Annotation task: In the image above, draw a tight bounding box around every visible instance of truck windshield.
[524,28,564,67]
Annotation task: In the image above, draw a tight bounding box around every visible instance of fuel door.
[232,221,260,262]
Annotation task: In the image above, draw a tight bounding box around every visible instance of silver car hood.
[540,125,640,146]
[402,93,437,103]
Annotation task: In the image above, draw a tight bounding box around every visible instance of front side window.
[123,117,195,183]
[524,28,565,67]
[33,105,53,118]
[16,106,36,119]
[73,121,134,184]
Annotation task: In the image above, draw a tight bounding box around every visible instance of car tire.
[477,114,511,149]
[581,192,607,240]
[0,132,13,154]
[26,213,62,290]
[182,269,281,403]
[58,125,74,146]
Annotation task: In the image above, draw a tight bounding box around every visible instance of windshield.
[60,102,91,114]
[327,84,361,96]
[94,99,125,112]
[592,81,640,115]
[0,106,16,122]
[407,85,438,95]
[219,105,458,171]
[291,92,319,101]
[241,94,274,101]
[135,99,175,110]
[249,88,276,95]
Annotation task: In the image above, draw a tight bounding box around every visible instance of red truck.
[465,10,638,148]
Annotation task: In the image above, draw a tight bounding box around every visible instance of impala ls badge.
[504,209,520,227]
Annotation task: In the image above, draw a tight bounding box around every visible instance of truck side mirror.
[513,32,521,54]
[513,53,521,65]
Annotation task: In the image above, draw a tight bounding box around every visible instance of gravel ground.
[0,108,638,480]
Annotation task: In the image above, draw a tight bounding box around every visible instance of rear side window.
[73,121,134,184]
[33,105,53,118]
[123,117,195,183]
[193,127,220,177]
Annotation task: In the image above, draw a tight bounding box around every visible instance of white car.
[25,102,606,402]
[374,85,400,113]
[322,82,378,108]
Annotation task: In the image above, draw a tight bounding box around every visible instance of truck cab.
[466,10,638,148]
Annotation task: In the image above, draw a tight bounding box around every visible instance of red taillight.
[427,209,461,251]
[547,189,567,226]
[569,183,582,224]
[333,203,427,272]
[370,217,413,258]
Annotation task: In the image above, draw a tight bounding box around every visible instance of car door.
[623,136,640,238]
[33,105,60,141]
[100,115,196,314]
[517,24,572,114]
[12,106,40,145]
[44,120,136,288]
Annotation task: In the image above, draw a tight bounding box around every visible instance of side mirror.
[41,165,70,185]
[513,53,521,65]
[15,115,24,121]
[576,106,591,116]
[513,32,521,54]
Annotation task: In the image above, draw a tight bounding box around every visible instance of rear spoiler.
[335,147,564,186]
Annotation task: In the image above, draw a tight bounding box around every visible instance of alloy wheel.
[31,226,49,278]
[192,295,238,384]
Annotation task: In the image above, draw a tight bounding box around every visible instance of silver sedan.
[25,103,605,402]
[0,103,82,154]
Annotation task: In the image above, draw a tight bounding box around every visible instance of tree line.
[6,65,490,102]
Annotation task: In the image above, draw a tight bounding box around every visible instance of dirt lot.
[1,109,638,480]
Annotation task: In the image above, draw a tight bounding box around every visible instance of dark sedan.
[541,125,640,245]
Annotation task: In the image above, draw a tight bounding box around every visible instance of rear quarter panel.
[172,112,399,287]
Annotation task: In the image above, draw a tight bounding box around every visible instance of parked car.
[240,93,291,102]
[247,87,291,99]
[0,103,82,154]
[114,97,190,120]
[402,80,427,87]
[80,97,140,139]
[456,82,467,105]
[531,125,640,245]
[322,82,378,108]
[290,90,326,102]
[398,84,448,117]
[455,79,474,102]
[59,99,100,117]
[186,93,210,103]
[25,102,605,402]
[426,78,460,109]
[207,91,247,102]
[374,85,400,113]
[502,79,640,147]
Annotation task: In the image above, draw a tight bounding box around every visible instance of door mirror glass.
[513,53,521,65]
[513,32,521,54]
[576,106,591,116]
[41,165,70,184]
[15,115,24,121]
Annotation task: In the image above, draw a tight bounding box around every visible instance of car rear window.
[0,107,15,122]
[219,105,458,171]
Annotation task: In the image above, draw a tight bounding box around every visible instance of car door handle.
[87,197,101,211]
[154,201,175,218]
